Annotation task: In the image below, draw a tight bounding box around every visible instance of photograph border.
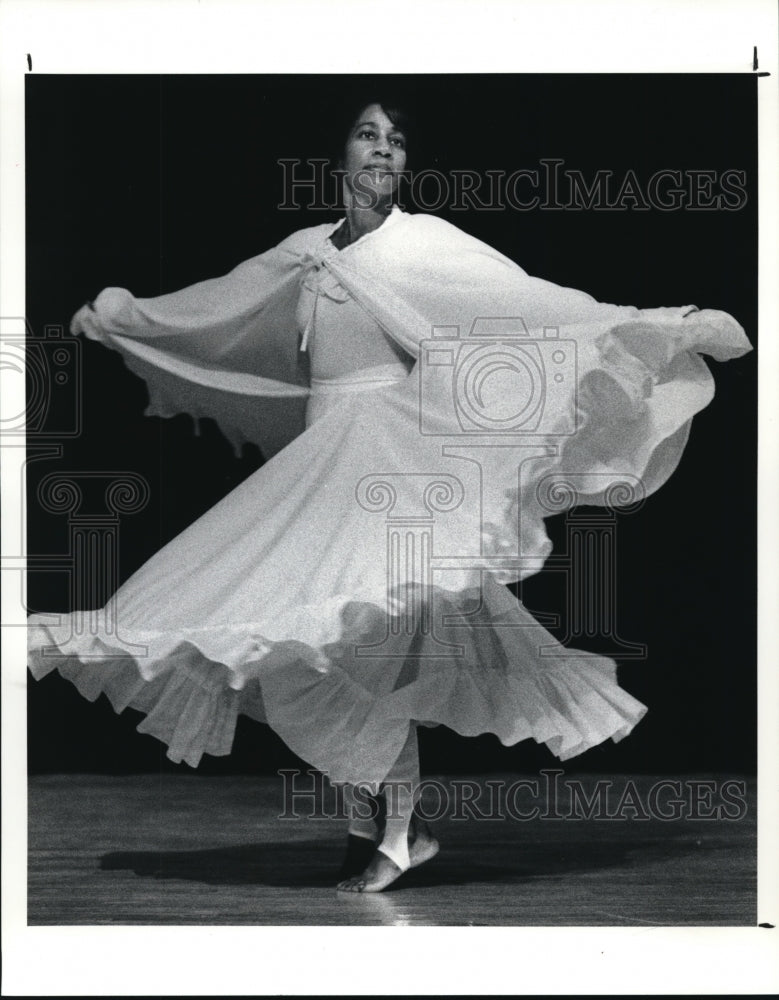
[2,1,777,995]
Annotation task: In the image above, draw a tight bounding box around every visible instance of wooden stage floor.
[28,773,756,926]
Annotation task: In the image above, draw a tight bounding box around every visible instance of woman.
[27,98,752,893]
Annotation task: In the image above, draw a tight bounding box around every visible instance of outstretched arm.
[66,233,326,457]
[71,245,300,350]
[328,212,748,362]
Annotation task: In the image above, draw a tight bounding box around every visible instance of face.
[341,103,408,205]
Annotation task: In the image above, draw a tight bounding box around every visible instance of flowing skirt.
[28,314,747,786]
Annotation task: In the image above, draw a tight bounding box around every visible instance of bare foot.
[336,817,439,892]
[336,846,406,893]
[408,815,439,868]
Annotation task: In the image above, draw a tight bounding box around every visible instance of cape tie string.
[298,250,350,353]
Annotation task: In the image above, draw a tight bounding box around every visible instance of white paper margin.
[1,0,777,995]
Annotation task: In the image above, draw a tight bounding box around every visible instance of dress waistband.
[310,362,411,393]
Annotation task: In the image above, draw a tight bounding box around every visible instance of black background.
[26,74,757,776]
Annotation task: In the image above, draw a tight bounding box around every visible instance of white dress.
[27,207,752,788]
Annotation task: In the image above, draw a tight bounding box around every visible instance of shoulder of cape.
[372,210,524,274]
[392,210,481,246]
[274,221,340,257]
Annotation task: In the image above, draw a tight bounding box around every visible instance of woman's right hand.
[69,301,98,338]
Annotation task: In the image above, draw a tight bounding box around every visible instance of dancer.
[27,97,751,892]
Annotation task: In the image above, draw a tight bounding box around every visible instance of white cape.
[28,209,752,785]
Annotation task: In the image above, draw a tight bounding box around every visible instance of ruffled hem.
[28,576,646,785]
[28,304,748,784]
